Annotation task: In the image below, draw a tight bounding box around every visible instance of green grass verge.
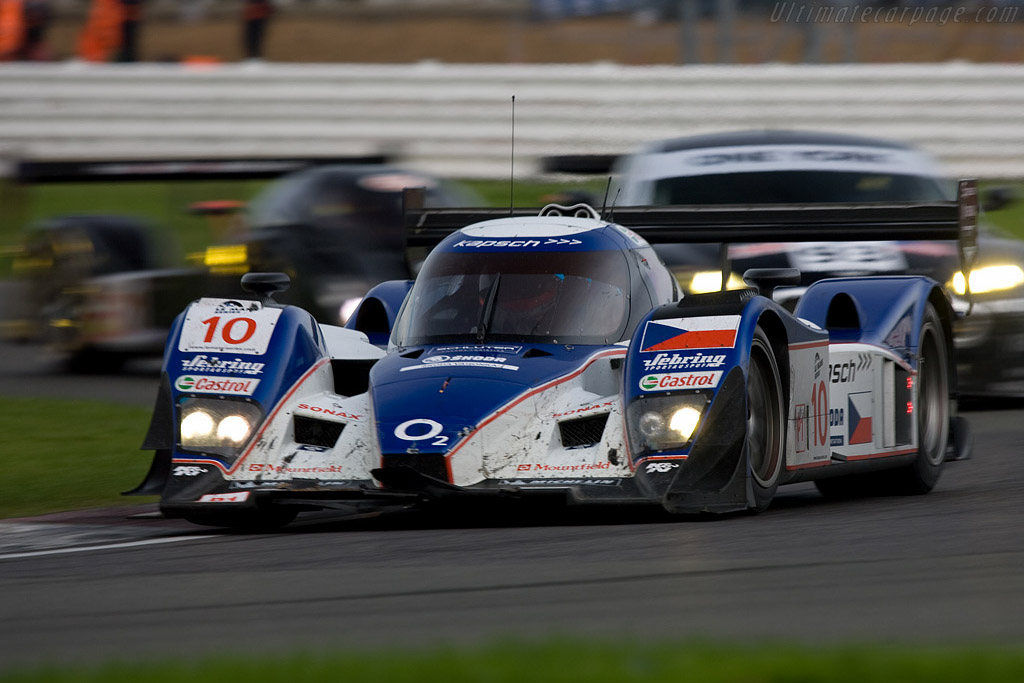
[0,397,155,519]
[4,640,1024,681]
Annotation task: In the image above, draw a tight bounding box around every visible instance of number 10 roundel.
[178,298,282,356]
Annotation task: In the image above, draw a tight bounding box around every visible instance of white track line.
[0,534,219,560]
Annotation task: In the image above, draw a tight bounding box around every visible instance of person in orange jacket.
[77,0,123,62]
[0,0,51,61]
[78,0,139,62]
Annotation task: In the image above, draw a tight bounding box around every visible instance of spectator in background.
[243,0,272,61]
[0,0,51,60]
[77,0,122,61]
[117,0,141,62]
[78,0,140,62]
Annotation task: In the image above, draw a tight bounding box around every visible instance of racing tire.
[747,326,785,511]
[815,303,950,499]
[881,302,950,494]
[182,506,299,530]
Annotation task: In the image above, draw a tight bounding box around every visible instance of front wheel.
[747,326,785,511]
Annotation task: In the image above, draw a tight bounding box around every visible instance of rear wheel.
[747,326,785,511]
[884,302,949,494]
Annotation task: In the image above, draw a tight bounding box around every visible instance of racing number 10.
[811,380,828,447]
[201,316,257,345]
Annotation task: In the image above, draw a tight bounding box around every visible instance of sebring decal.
[641,352,727,372]
[178,298,281,355]
[639,371,723,392]
[848,392,874,445]
[641,316,740,352]
[181,354,265,376]
[175,375,260,396]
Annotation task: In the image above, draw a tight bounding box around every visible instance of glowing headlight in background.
[689,271,747,294]
[951,265,1024,295]
[339,297,363,325]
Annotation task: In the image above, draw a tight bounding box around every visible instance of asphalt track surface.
[1,340,1023,671]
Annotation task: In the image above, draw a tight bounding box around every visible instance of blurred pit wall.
[2,61,1024,179]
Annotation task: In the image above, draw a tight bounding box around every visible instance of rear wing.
[404,179,979,291]
[14,155,390,183]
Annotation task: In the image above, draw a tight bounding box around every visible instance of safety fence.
[2,61,1024,179]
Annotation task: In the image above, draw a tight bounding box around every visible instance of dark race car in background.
[547,130,1024,397]
[3,158,477,371]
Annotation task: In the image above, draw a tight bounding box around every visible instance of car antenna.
[606,187,621,222]
[509,95,515,216]
[600,176,612,218]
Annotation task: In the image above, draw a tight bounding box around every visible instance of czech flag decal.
[848,391,873,445]
[641,316,741,352]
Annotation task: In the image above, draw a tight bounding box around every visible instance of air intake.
[294,416,344,448]
[558,413,609,449]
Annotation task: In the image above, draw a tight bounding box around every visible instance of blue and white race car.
[130,191,974,527]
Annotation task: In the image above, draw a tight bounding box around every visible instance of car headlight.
[627,393,711,455]
[687,271,747,295]
[179,398,262,457]
[950,265,1024,295]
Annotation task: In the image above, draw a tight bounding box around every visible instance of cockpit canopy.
[391,248,634,347]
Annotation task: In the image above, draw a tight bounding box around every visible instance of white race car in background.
[550,130,1024,397]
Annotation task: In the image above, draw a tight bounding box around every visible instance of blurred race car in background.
[4,158,477,371]
[547,130,1024,397]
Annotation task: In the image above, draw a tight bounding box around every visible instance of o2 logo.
[394,419,449,447]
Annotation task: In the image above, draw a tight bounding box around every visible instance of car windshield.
[392,249,631,346]
[652,171,953,205]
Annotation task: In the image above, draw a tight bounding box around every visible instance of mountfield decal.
[641,316,740,352]
[175,375,260,396]
[516,462,613,472]
[181,354,265,376]
[848,392,874,445]
[641,352,727,372]
[639,371,723,392]
[178,298,281,355]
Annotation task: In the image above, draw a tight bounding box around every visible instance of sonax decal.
[641,316,740,352]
